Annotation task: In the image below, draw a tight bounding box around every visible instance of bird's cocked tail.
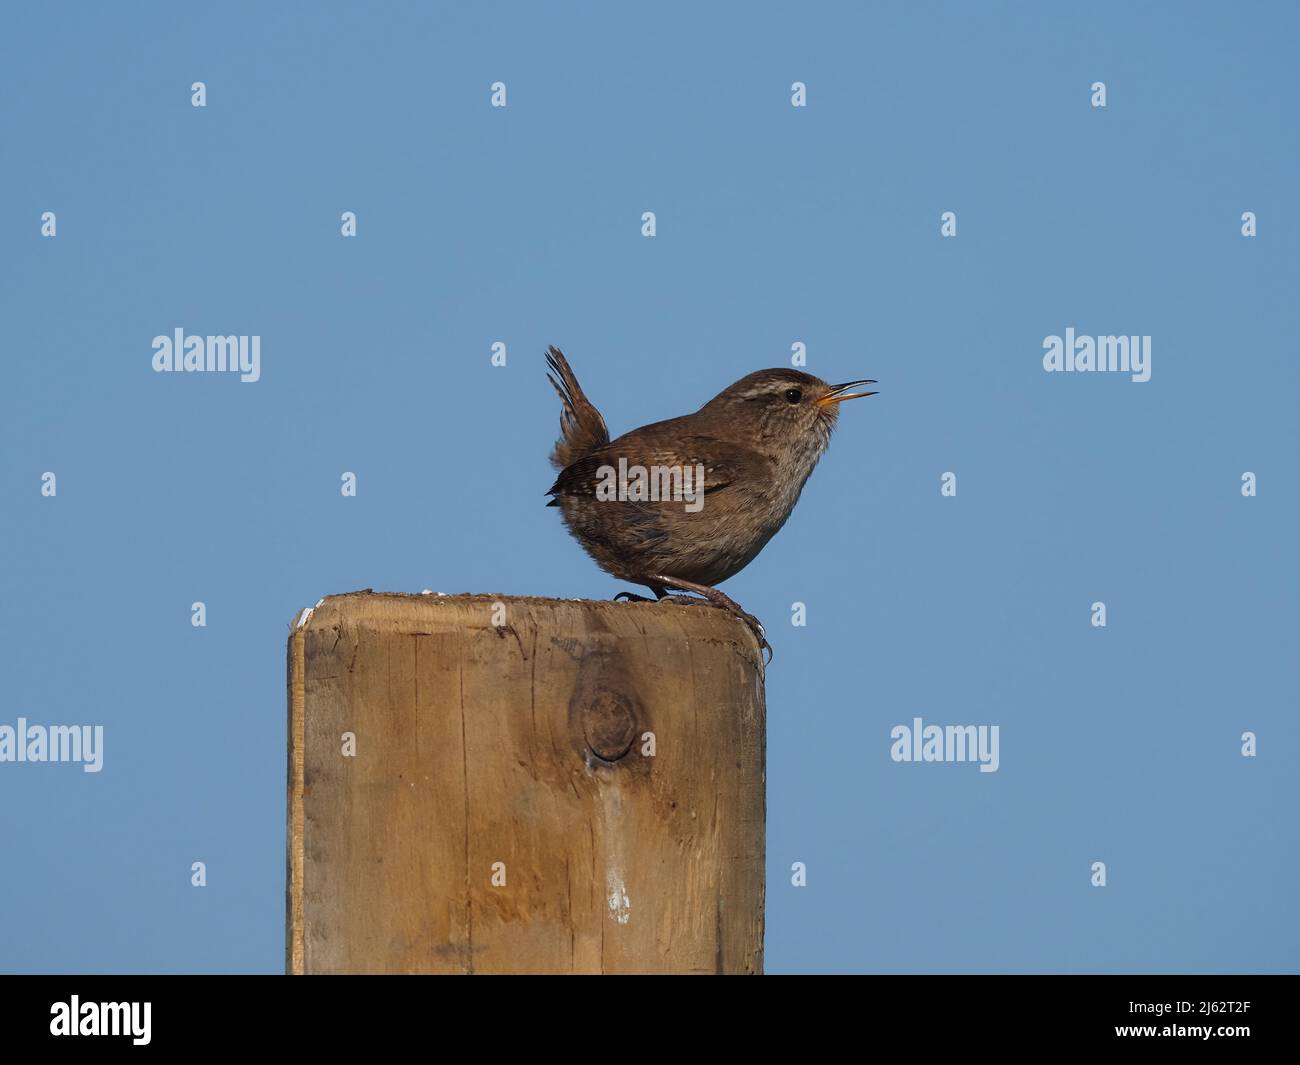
[546,346,609,469]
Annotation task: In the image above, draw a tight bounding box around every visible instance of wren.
[544,345,876,659]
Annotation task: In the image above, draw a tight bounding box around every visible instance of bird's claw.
[738,612,773,664]
[658,593,706,607]
[658,594,771,663]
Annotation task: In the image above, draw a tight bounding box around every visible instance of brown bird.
[545,345,876,658]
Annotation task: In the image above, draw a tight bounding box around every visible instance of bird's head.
[700,368,877,459]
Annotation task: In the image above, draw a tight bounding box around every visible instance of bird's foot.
[614,590,657,603]
[719,603,773,665]
[647,575,772,664]
[657,593,709,608]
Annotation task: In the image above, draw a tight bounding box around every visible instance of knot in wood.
[582,688,638,762]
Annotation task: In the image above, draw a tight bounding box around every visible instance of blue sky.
[1,1,1296,973]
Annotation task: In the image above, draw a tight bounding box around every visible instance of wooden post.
[286,591,766,974]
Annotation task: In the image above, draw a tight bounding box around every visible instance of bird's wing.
[547,426,769,501]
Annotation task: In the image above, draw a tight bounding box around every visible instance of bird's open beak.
[816,380,878,408]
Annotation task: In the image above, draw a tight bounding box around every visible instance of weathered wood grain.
[287,591,765,974]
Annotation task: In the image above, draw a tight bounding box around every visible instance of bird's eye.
[783,388,802,404]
